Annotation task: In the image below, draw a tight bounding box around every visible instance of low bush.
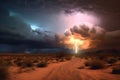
[84,60,105,69]
[107,58,117,64]
[112,65,120,74]
[36,62,48,68]
[16,60,34,68]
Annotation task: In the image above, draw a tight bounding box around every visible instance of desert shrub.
[107,58,117,64]
[84,60,105,69]
[84,57,89,60]
[16,60,34,68]
[112,65,120,74]
[65,56,72,60]
[5,61,12,66]
[56,52,67,59]
[84,61,91,66]
[33,60,39,63]
[25,61,34,67]
[36,62,48,68]
[78,66,84,69]
[0,60,12,67]
[98,56,105,60]
[90,61,105,69]
[13,60,17,64]
[16,61,24,67]
[13,59,22,65]
[59,58,64,62]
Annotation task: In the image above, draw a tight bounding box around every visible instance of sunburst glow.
[63,34,90,54]
[69,36,84,53]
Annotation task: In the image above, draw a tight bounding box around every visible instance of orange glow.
[63,35,90,53]
[69,36,84,53]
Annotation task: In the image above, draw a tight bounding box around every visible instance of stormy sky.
[0,0,120,53]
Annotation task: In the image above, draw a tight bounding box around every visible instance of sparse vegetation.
[107,58,117,64]
[78,66,84,69]
[84,59,105,69]
[0,53,72,70]
[112,65,120,74]
[16,60,33,68]
[65,56,72,60]
[84,60,91,66]
[36,62,48,67]
[33,60,39,63]
[24,60,34,67]
[0,52,120,80]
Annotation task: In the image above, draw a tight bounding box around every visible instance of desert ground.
[0,53,120,80]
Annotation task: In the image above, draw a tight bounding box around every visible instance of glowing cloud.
[69,35,84,53]
[63,23,104,53]
[63,33,90,53]
[59,11,100,31]
[30,25,40,30]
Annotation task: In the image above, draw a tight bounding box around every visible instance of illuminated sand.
[10,57,120,80]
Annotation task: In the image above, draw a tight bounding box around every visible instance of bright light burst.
[63,28,91,53]
[63,34,88,54]
[75,41,78,53]
[69,35,84,53]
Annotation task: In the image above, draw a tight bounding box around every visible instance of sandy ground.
[10,57,120,80]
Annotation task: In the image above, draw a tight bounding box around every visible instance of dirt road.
[12,57,120,80]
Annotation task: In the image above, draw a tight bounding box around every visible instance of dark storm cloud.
[0,16,32,38]
[0,6,32,38]
[0,7,61,50]
[65,24,105,39]
[1,0,120,31]
[1,0,120,12]
[96,30,120,49]
[0,0,120,51]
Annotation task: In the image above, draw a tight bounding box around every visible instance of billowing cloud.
[65,24,105,40]
[64,24,120,50]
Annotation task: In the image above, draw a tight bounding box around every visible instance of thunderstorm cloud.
[0,0,120,52]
